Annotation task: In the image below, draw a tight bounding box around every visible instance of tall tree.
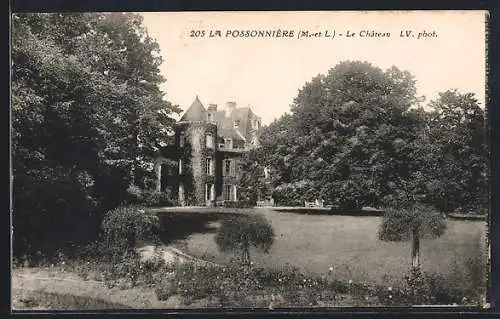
[241,61,425,208]
[11,13,179,257]
[423,90,487,214]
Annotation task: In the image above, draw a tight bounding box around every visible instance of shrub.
[137,255,167,287]
[400,259,485,306]
[422,272,460,304]
[152,261,392,307]
[215,214,275,266]
[13,167,100,259]
[422,234,487,305]
[125,185,174,207]
[155,278,177,301]
[125,184,144,203]
[101,206,160,256]
[223,200,253,208]
[142,190,174,207]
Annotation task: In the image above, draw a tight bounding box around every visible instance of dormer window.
[207,113,213,123]
[233,120,240,128]
[225,138,233,149]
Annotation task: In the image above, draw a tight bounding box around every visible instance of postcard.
[11,10,489,310]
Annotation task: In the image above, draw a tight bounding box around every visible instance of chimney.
[225,101,237,113]
[208,104,217,112]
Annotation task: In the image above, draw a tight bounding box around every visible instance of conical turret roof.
[180,95,207,122]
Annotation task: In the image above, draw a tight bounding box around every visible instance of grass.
[157,208,488,289]
[12,206,487,309]
[12,289,131,310]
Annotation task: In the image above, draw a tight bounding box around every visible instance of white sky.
[141,11,486,124]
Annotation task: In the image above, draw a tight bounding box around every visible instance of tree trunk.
[411,226,420,268]
[242,240,251,267]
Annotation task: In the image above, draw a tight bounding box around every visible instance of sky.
[141,11,486,125]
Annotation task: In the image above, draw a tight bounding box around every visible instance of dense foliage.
[239,61,487,213]
[152,261,484,307]
[378,204,446,242]
[12,13,180,257]
[101,206,160,253]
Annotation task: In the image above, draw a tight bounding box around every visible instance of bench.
[257,200,274,207]
[304,200,324,208]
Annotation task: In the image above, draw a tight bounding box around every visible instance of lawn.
[157,208,488,288]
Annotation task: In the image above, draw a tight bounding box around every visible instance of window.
[205,183,214,201]
[206,133,214,148]
[233,140,243,149]
[207,113,213,123]
[232,185,237,201]
[206,158,213,175]
[223,159,236,176]
[224,160,232,176]
[233,120,240,128]
[225,138,233,149]
[178,159,183,174]
[231,160,236,176]
[224,184,232,201]
[179,132,185,147]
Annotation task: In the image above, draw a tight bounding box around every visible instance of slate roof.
[179,96,207,122]
[179,96,260,143]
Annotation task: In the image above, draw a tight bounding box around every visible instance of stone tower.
[177,96,217,206]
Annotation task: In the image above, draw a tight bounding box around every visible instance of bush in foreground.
[150,260,485,307]
[152,262,400,307]
[101,205,160,254]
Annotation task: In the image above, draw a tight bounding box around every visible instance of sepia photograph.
[11,10,489,310]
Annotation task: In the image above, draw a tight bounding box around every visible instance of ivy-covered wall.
[177,122,217,205]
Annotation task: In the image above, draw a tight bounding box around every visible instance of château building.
[157,96,262,206]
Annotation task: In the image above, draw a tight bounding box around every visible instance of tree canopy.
[12,13,180,256]
[239,61,487,214]
[240,61,424,208]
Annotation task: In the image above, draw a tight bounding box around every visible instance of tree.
[379,203,446,268]
[215,214,275,267]
[424,90,487,214]
[378,202,446,304]
[240,61,425,209]
[11,13,179,257]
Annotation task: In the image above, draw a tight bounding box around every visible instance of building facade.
[164,96,262,206]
